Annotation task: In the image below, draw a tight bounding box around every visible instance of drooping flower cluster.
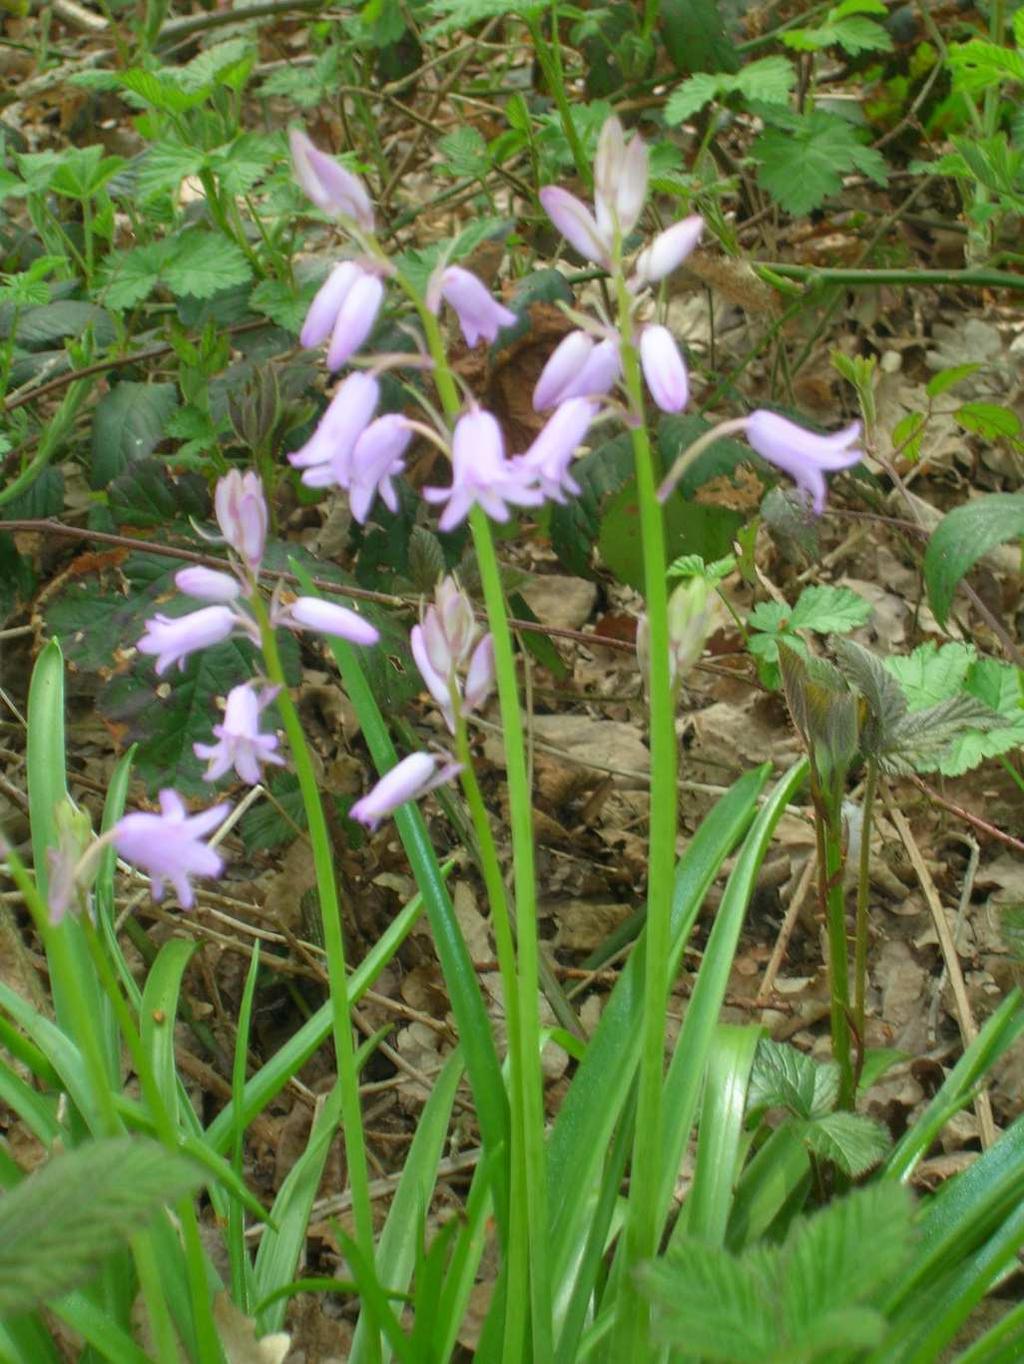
[538,117,703,417]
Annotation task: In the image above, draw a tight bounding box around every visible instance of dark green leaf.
[106,458,210,528]
[661,0,739,74]
[15,301,116,349]
[90,382,179,489]
[923,493,1024,626]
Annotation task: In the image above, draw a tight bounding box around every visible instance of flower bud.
[636,578,720,694]
[174,567,242,603]
[214,470,268,569]
[539,187,611,269]
[326,271,385,371]
[289,128,374,230]
[633,216,703,287]
[640,325,688,413]
[349,751,462,831]
[284,596,380,646]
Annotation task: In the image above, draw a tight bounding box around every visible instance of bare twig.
[885,792,996,1149]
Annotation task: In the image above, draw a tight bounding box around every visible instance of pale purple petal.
[286,596,380,646]
[640,325,688,413]
[539,186,611,269]
[422,408,544,531]
[214,470,267,568]
[616,133,649,237]
[290,129,374,229]
[533,331,594,411]
[594,116,627,241]
[174,567,241,603]
[326,272,384,371]
[348,415,412,524]
[289,371,381,472]
[349,752,461,830]
[194,682,284,786]
[137,606,238,676]
[744,411,862,515]
[464,634,494,713]
[440,267,518,347]
[410,623,454,729]
[300,262,360,350]
[635,216,703,287]
[559,337,621,402]
[113,790,230,907]
[517,397,597,502]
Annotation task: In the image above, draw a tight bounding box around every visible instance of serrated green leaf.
[922,493,1024,626]
[885,692,1005,775]
[664,72,723,123]
[98,242,168,310]
[424,0,537,40]
[734,56,797,104]
[747,601,791,635]
[661,0,739,75]
[162,230,252,299]
[752,111,888,215]
[784,8,892,56]
[107,458,209,528]
[780,1184,910,1343]
[665,57,794,123]
[947,37,1024,94]
[954,401,1022,441]
[831,635,908,759]
[640,1241,776,1362]
[177,38,255,92]
[0,1137,203,1313]
[789,584,872,634]
[15,300,116,349]
[747,1038,839,1121]
[249,278,315,333]
[884,641,975,708]
[208,133,278,195]
[117,68,208,114]
[135,140,205,200]
[437,125,489,178]
[798,1110,890,1175]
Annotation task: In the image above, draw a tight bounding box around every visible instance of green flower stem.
[813,784,854,1108]
[610,266,679,1356]
[525,12,591,190]
[853,760,878,1053]
[469,508,552,1362]
[410,295,551,1359]
[454,718,521,1053]
[251,596,379,1362]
